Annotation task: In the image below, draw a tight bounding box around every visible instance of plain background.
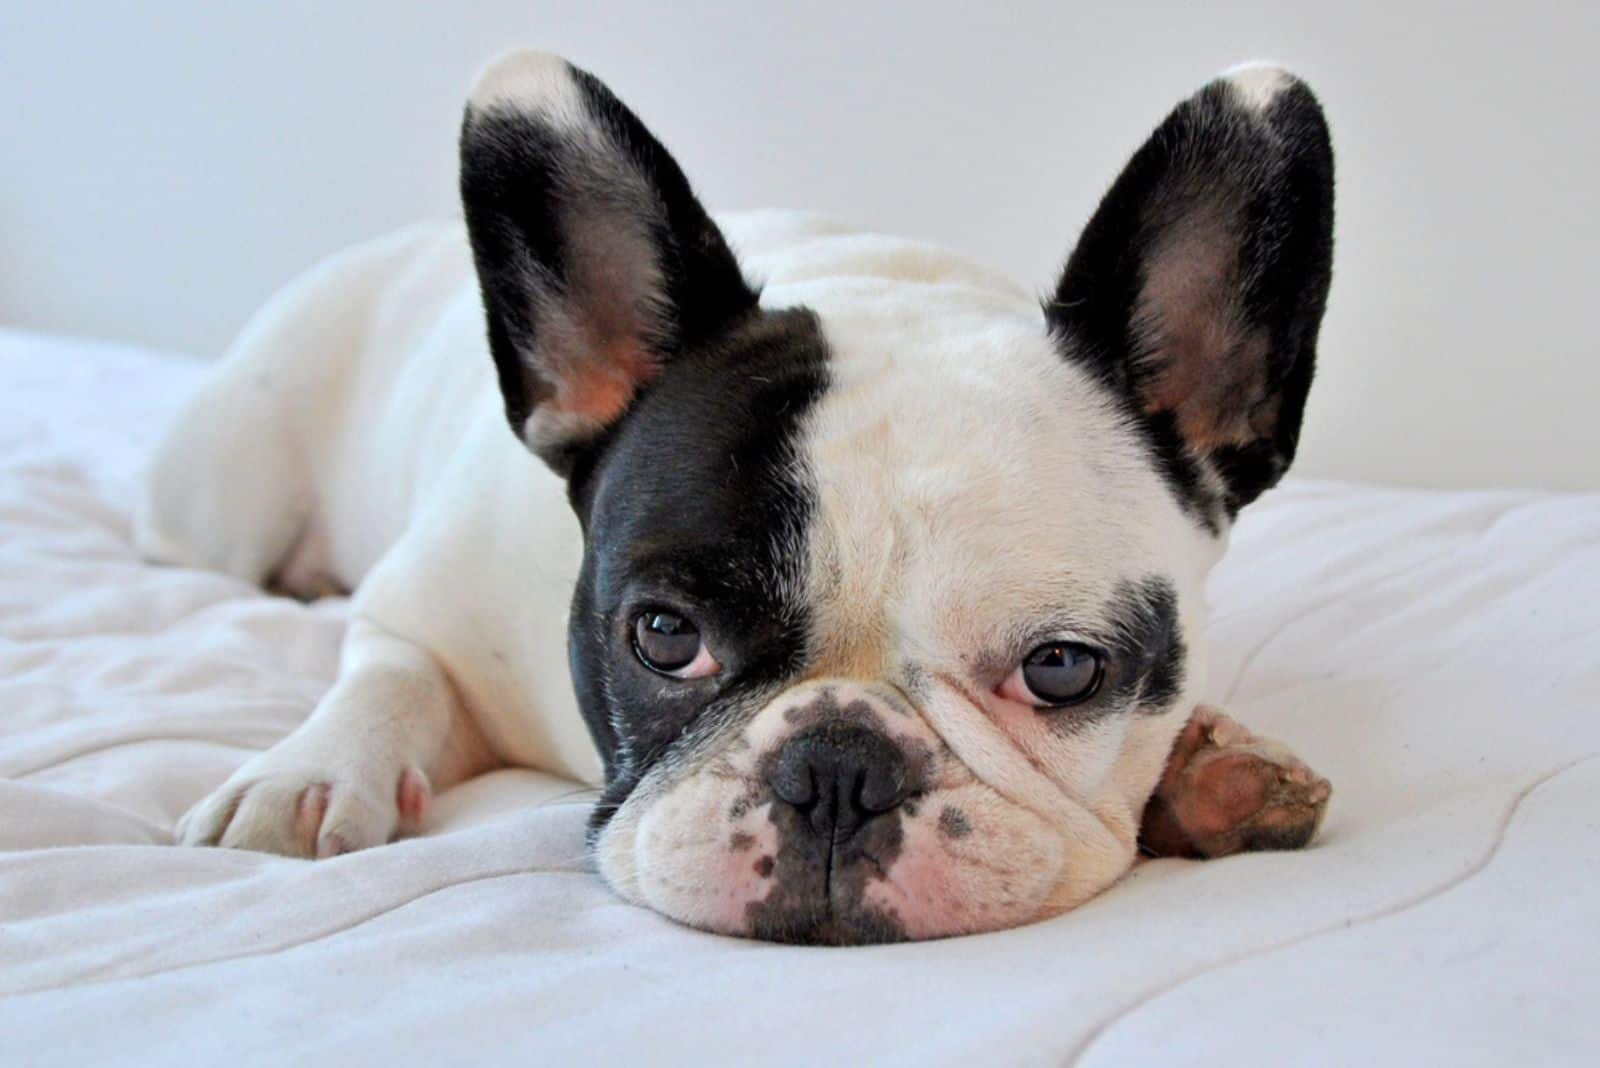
[2,1,1595,491]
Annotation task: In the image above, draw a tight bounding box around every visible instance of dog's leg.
[1138,704,1331,859]
[177,617,494,857]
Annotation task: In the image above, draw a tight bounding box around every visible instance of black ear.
[1047,65,1334,521]
[460,51,759,475]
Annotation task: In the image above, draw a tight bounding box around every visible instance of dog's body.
[138,53,1334,943]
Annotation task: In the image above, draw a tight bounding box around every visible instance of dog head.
[459,52,1333,943]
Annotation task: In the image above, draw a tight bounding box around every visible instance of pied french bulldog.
[136,51,1334,944]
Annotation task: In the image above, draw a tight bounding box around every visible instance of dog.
[136,51,1334,944]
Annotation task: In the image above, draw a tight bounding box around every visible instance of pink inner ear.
[537,210,669,429]
[551,340,658,426]
[1135,215,1274,450]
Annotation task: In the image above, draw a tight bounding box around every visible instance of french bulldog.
[136,51,1334,944]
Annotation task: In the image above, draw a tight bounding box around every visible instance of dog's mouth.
[739,782,915,945]
[595,771,1079,945]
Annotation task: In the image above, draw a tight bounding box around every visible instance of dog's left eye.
[633,611,720,679]
[998,641,1105,708]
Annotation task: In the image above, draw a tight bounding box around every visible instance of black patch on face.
[577,308,830,837]
[1102,576,1186,712]
[1045,76,1334,524]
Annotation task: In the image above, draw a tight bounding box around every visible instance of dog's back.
[135,221,480,593]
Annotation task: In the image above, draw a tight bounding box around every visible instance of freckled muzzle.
[600,678,1072,945]
[742,683,933,943]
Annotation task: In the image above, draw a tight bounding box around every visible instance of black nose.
[769,725,912,839]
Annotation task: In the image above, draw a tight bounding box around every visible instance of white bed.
[2,327,1596,1065]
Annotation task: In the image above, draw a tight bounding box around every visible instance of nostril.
[768,725,912,839]
[771,742,818,809]
[858,761,909,815]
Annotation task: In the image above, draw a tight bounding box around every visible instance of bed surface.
[3,328,1596,1065]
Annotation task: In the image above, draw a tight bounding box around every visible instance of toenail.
[317,832,351,859]
[396,766,431,826]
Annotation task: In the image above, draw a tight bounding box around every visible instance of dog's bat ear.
[1047,65,1334,519]
[460,51,759,476]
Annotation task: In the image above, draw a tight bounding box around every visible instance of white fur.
[141,211,1224,937]
[468,50,588,130]
[1220,62,1295,110]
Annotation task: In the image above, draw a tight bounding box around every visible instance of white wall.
[2,1,1595,490]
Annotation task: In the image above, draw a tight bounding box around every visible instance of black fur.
[459,59,760,474]
[1103,577,1186,712]
[1047,74,1335,522]
[575,309,830,826]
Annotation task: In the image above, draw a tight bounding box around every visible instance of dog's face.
[460,53,1333,942]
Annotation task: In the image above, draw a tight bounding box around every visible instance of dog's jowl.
[137,52,1335,943]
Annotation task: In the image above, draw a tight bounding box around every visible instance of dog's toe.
[176,760,429,859]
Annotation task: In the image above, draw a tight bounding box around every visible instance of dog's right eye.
[633,611,720,679]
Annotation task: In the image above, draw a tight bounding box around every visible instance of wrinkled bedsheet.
[2,328,1597,1065]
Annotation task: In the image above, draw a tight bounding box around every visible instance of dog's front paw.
[1139,705,1331,859]
[177,748,431,858]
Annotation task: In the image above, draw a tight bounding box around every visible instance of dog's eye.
[999,642,1105,708]
[633,611,719,679]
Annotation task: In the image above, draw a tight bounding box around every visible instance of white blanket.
[2,327,1596,1065]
